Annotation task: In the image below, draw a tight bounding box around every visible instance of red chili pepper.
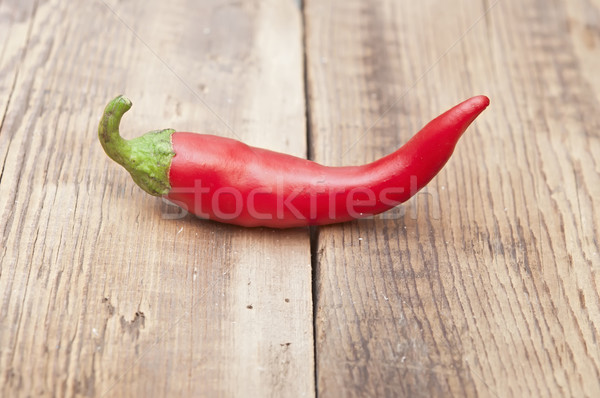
[98,95,489,228]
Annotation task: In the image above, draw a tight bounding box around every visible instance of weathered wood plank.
[306,0,600,396]
[0,0,38,185]
[0,0,313,397]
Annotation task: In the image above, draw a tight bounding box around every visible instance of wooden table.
[1,0,599,396]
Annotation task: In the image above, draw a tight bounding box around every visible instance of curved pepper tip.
[463,95,490,111]
[454,95,490,132]
[475,95,490,108]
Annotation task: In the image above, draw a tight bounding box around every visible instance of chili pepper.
[98,95,489,228]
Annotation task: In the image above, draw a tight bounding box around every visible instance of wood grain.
[305,0,600,397]
[0,0,313,397]
[3,0,600,396]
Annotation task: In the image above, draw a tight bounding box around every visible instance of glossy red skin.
[166,96,489,228]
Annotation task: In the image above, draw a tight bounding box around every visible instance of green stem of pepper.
[98,95,175,196]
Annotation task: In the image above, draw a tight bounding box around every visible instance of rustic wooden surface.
[306,0,600,397]
[1,0,599,397]
[0,0,313,396]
